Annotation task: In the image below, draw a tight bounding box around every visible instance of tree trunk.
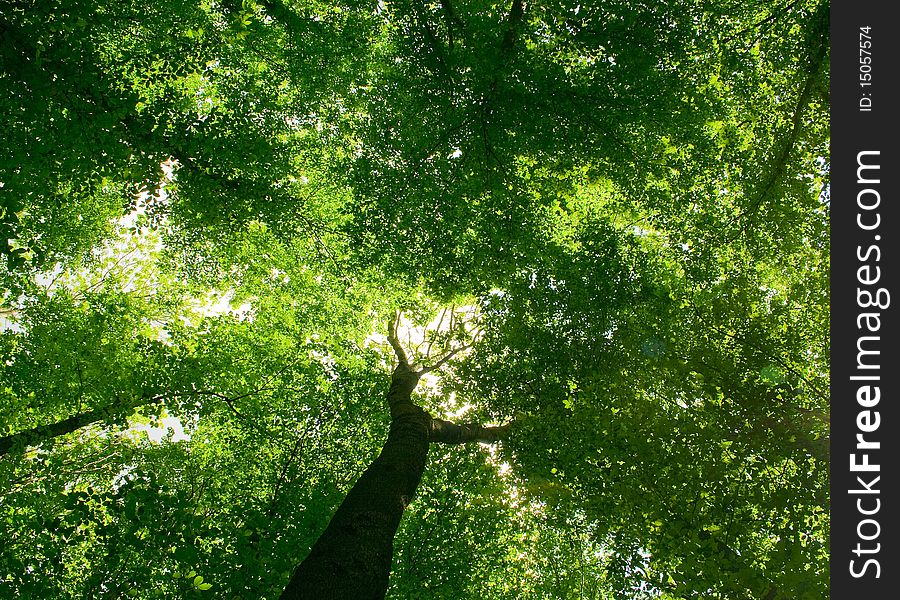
[280,362,508,599]
[280,364,429,600]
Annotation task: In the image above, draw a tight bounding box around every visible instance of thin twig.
[419,343,474,375]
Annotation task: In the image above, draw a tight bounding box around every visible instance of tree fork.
[280,315,507,598]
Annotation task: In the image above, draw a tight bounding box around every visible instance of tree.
[281,314,507,599]
[1,0,829,598]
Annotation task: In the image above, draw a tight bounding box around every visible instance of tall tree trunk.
[280,356,509,598]
[280,364,429,600]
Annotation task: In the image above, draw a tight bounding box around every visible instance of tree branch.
[500,0,526,54]
[429,419,511,444]
[387,311,410,368]
[418,343,474,375]
[0,393,166,457]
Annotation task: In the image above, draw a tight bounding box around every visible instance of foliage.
[1,0,828,598]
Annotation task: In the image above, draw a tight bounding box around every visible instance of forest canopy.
[1,0,829,598]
